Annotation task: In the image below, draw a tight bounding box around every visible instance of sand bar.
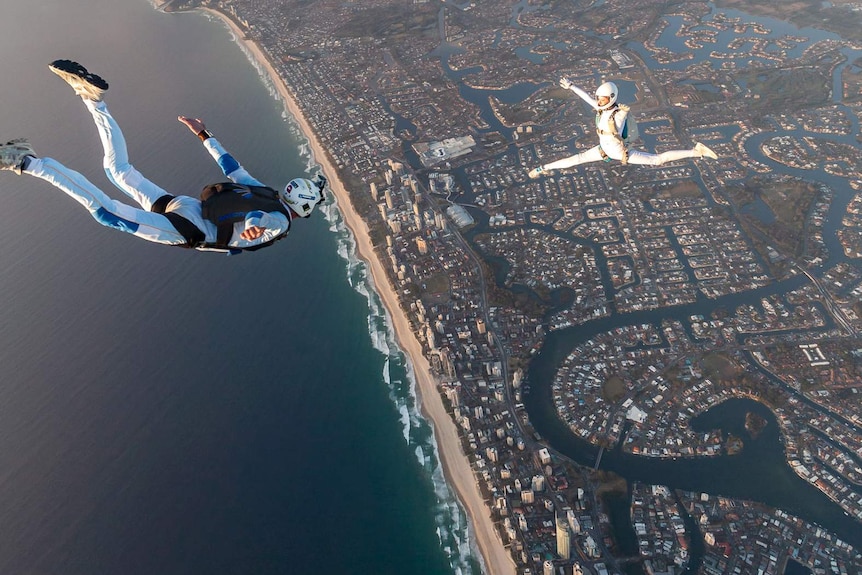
[194,7,516,575]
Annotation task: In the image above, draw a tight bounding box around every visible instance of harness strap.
[596,107,628,164]
[596,108,618,136]
[150,193,207,248]
[150,194,175,214]
[163,212,207,248]
[215,221,235,249]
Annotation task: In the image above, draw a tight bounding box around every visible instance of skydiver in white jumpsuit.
[0,60,325,254]
[528,79,718,179]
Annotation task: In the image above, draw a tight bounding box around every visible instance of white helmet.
[595,81,618,110]
[280,176,325,218]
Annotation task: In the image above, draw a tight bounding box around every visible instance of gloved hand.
[559,77,573,90]
[178,116,206,134]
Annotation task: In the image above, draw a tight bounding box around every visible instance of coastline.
[195,7,516,575]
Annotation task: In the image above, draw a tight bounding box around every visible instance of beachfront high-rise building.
[543,559,555,575]
[495,496,507,514]
[442,383,459,407]
[503,518,517,542]
[384,189,394,209]
[441,350,456,377]
[414,299,426,323]
[556,514,571,559]
[370,182,379,201]
[426,326,436,349]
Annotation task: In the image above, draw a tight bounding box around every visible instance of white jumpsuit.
[23,99,290,251]
[541,85,702,171]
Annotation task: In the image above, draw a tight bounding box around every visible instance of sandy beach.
[195,8,516,575]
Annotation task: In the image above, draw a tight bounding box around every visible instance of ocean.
[0,1,476,574]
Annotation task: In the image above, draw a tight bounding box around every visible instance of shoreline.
[196,7,515,575]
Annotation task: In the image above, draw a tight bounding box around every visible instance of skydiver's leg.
[626,143,715,166]
[543,146,605,171]
[83,99,172,211]
[23,157,187,246]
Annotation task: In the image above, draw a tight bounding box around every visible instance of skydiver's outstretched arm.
[178,116,265,187]
[178,116,286,241]
[559,78,599,110]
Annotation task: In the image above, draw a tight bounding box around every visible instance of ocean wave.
[319,174,481,575]
[209,10,481,571]
[206,13,286,112]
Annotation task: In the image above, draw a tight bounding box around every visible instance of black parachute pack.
[200,182,291,251]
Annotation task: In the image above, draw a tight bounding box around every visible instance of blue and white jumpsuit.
[23,99,290,251]
[540,85,703,171]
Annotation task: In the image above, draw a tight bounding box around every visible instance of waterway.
[628,6,848,72]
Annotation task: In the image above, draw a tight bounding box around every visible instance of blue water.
[785,559,814,575]
[0,1,475,574]
[628,5,844,71]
